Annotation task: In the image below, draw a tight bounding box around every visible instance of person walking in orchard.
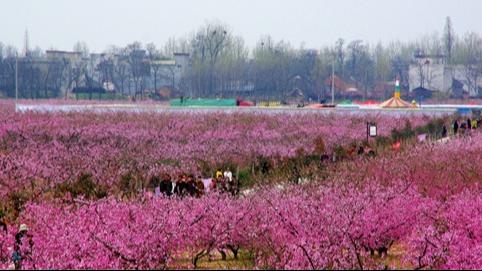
[216,169,223,179]
[471,118,478,129]
[453,119,459,135]
[223,169,233,182]
[0,211,7,233]
[12,224,33,270]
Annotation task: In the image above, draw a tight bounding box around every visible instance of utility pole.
[331,55,335,105]
[15,55,18,113]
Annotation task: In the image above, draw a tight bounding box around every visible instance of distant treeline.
[0,17,481,100]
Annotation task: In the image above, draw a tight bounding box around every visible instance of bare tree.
[459,32,482,96]
[145,43,162,93]
[97,56,114,91]
[65,58,87,98]
[414,57,427,89]
[335,38,345,77]
[126,42,149,99]
[115,60,129,96]
[42,59,67,98]
[190,22,230,96]
[18,57,42,98]
[73,41,90,58]
[106,46,129,96]
[443,17,455,63]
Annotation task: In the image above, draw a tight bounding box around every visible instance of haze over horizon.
[2,0,482,53]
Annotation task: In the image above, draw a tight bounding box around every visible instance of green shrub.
[237,167,254,188]
[54,172,108,200]
[255,156,273,175]
[391,120,416,141]
[333,145,347,160]
[375,135,391,147]
[313,136,326,155]
[4,189,30,220]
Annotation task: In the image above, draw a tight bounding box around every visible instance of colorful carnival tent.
[380,79,417,109]
[379,97,415,108]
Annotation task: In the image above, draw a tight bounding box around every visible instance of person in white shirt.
[224,170,233,182]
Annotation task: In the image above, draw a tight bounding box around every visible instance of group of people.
[348,144,376,157]
[451,117,481,135]
[148,169,239,198]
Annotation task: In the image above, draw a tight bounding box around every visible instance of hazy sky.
[2,0,482,52]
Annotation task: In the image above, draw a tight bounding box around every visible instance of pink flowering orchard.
[0,101,435,197]
[0,100,481,270]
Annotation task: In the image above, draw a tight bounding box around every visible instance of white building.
[409,62,481,97]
